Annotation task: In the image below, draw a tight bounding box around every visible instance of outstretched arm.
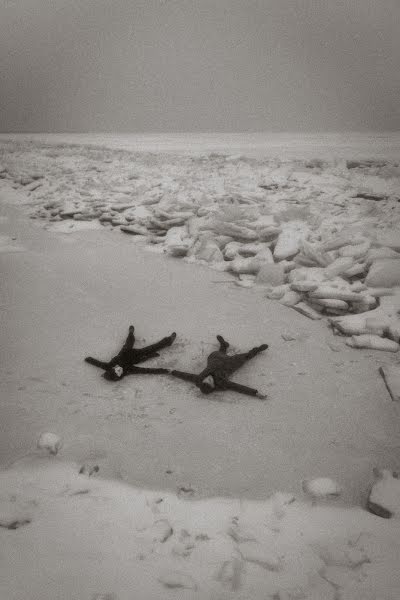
[218,378,264,398]
[134,332,176,359]
[170,369,200,384]
[85,357,110,370]
[128,365,170,375]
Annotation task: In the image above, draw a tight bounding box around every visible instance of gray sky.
[0,0,399,132]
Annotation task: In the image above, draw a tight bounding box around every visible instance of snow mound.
[302,477,342,499]
[37,432,63,455]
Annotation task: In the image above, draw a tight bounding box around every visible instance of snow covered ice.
[1,133,399,352]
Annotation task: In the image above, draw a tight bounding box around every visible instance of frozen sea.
[0,131,399,159]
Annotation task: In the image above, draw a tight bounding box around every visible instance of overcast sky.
[0,0,399,132]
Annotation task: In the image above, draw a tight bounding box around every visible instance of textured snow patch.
[0,234,25,252]
[1,457,400,600]
[46,220,104,233]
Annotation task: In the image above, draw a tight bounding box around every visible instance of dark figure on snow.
[170,335,268,398]
[85,326,176,381]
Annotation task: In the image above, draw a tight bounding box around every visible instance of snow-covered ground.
[1,452,400,600]
[0,133,399,599]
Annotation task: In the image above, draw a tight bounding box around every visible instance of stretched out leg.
[216,335,229,353]
[135,332,176,359]
[246,344,269,360]
[85,357,110,370]
[209,343,269,378]
[217,353,251,376]
[120,325,135,352]
[134,352,160,364]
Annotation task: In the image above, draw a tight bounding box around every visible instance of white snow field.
[0,133,399,599]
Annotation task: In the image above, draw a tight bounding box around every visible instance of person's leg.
[85,357,110,370]
[218,353,250,376]
[216,335,229,353]
[133,352,160,364]
[211,343,268,378]
[120,325,135,352]
[209,345,268,376]
[135,332,176,358]
[246,344,269,360]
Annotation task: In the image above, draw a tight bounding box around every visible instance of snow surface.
[1,454,400,600]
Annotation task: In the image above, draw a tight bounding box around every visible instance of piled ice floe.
[1,451,400,600]
[1,138,399,350]
[279,235,400,352]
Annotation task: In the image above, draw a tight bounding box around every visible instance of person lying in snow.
[85,326,176,381]
[170,335,268,398]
